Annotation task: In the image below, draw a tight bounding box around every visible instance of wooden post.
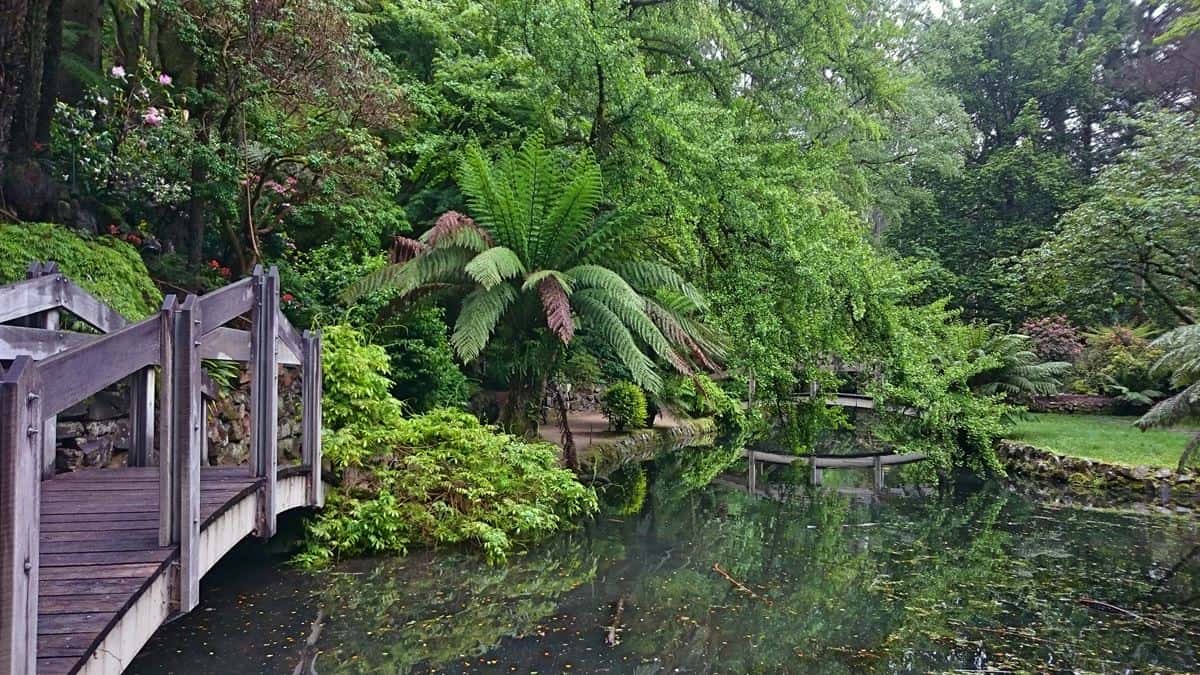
[27,262,60,478]
[249,266,279,536]
[301,330,323,507]
[171,295,202,613]
[810,457,822,487]
[158,297,177,547]
[873,455,884,493]
[128,368,155,466]
[747,449,757,493]
[0,357,43,673]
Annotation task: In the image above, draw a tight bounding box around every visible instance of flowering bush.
[49,60,196,223]
[1019,315,1084,363]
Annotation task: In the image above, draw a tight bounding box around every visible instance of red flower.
[281,292,296,303]
[218,267,231,279]
[208,259,221,269]
[125,234,142,246]
[107,224,120,235]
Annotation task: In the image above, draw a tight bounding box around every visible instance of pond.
[128,448,1200,674]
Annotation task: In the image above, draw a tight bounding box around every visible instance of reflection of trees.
[312,449,1200,674]
[316,540,609,674]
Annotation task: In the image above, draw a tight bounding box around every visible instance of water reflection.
[130,447,1200,674]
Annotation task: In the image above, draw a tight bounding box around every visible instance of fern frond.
[451,283,517,363]
[567,264,641,302]
[541,154,603,267]
[459,142,520,250]
[570,211,640,265]
[522,269,573,293]
[577,288,689,375]
[618,261,708,310]
[537,275,575,344]
[340,261,413,302]
[1137,381,1200,430]
[573,293,662,392]
[421,211,493,252]
[464,246,526,289]
[1150,324,1200,385]
[510,132,556,263]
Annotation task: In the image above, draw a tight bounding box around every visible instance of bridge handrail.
[0,262,323,669]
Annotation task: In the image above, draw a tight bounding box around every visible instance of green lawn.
[1007,413,1194,469]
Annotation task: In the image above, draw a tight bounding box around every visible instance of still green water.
[129,450,1199,674]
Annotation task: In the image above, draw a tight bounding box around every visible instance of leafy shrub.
[1019,315,1084,363]
[602,382,648,432]
[660,374,750,442]
[0,223,161,319]
[299,324,596,566]
[1075,324,1165,403]
[49,61,198,226]
[375,307,469,414]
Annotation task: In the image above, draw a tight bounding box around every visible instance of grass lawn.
[1006,413,1195,468]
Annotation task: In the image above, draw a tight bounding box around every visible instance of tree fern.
[464,246,526,289]
[1137,324,1200,470]
[452,284,517,362]
[343,134,718,432]
[574,293,662,391]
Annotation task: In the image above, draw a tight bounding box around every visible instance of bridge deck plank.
[35,466,261,675]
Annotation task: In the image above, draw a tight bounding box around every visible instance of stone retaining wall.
[54,366,304,472]
[998,440,1197,512]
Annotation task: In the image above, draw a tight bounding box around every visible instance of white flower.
[110,65,127,79]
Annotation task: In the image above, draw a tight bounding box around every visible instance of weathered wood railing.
[0,263,322,672]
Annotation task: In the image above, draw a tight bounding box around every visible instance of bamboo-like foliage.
[344,133,716,392]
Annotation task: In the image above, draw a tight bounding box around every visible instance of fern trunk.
[500,374,547,439]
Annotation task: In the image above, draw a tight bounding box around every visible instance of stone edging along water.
[998,440,1198,513]
[579,417,718,477]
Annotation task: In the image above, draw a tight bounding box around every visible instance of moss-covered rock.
[0,223,161,320]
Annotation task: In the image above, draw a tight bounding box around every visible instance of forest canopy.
[2,0,1199,482]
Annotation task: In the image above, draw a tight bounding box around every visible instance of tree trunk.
[552,384,578,470]
[500,374,547,438]
[34,0,62,145]
[57,0,101,103]
[6,0,52,162]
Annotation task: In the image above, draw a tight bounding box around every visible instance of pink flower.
[110,65,127,79]
[141,107,163,127]
[157,73,173,86]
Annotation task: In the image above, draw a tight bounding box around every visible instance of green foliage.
[1007,110,1200,326]
[967,327,1070,400]
[301,323,597,566]
[875,300,1014,476]
[601,382,648,432]
[1075,324,1165,404]
[374,306,469,413]
[660,374,750,442]
[1136,324,1200,469]
[0,223,161,319]
[345,134,717,432]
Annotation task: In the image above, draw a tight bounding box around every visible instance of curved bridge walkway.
[0,263,323,674]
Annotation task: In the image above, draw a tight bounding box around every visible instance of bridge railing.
[0,263,322,671]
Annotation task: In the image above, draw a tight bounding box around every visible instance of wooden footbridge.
[744,448,926,492]
[0,263,323,674]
